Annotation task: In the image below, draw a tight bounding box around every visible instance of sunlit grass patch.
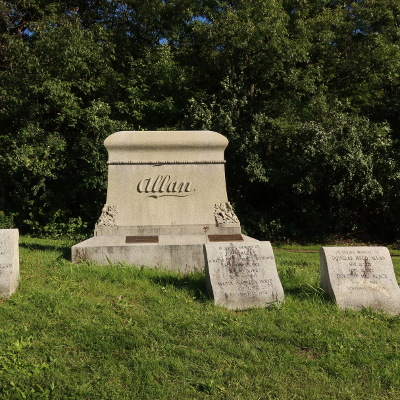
[0,238,399,399]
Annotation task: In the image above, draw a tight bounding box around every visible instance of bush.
[0,211,14,229]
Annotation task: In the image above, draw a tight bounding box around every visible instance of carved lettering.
[321,246,400,314]
[137,178,151,193]
[167,181,176,192]
[205,242,284,310]
[332,255,354,261]
[151,175,163,192]
[159,175,169,192]
[137,175,194,197]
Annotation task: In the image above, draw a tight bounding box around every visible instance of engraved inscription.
[326,247,396,293]
[0,237,12,262]
[321,246,400,314]
[205,242,283,310]
[137,175,194,198]
[211,246,260,284]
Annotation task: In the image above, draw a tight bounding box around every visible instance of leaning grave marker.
[0,229,20,298]
[72,130,273,273]
[205,241,284,310]
[320,246,400,315]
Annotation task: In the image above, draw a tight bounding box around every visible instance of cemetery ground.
[1,238,400,399]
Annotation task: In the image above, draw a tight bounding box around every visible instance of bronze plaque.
[125,236,159,244]
[208,234,243,242]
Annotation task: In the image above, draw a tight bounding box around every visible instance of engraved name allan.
[329,248,393,290]
[137,175,194,197]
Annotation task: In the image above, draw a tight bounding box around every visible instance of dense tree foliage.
[1,0,400,241]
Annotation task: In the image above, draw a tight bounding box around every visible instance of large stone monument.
[72,131,262,272]
[204,241,284,310]
[0,229,20,298]
[320,246,400,315]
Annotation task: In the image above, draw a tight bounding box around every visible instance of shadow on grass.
[282,282,326,302]
[148,273,210,303]
[19,242,72,260]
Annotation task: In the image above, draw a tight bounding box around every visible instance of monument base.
[71,233,259,273]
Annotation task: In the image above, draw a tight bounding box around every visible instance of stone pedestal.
[0,229,19,298]
[72,131,259,272]
[320,246,400,315]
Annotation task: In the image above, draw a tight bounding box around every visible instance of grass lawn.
[0,236,399,399]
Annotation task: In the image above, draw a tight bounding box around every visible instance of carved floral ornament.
[97,204,118,226]
[214,202,240,225]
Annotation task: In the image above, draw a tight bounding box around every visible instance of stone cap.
[105,130,228,163]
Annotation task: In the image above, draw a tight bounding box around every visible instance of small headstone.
[205,241,284,310]
[0,229,19,298]
[320,246,400,315]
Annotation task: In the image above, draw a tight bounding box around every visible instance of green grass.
[1,237,400,399]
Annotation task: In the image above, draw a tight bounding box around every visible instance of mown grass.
[0,237,399,399]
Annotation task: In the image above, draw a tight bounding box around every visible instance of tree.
[181,0,400,240]
[1,0,400,241]
[0,7,120,233]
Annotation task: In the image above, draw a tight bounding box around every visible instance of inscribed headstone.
[205,241,284,310]
[0,229,19,298]
[320,246,400,315]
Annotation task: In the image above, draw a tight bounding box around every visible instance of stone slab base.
[95,224,241,236]
[71,234,259,273]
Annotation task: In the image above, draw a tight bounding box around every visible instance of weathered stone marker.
[205,241,284,310]
[0,229,19,298]
[320,247,400,315]
[72,131,264,272]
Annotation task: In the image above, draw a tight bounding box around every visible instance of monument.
[204,241,284,310]
[0,229,20,298]
[320,246,400,315]
[72,130,268,273]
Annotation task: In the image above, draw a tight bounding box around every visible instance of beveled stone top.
[105,130,228,163]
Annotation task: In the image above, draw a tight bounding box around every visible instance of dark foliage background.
[1,0,400,241]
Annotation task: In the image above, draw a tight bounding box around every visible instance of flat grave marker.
[320,246,400,315]
[0,229,19,298]
[205,241,284,310]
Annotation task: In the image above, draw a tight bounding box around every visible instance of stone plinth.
[320,246,400,315]
[0,229,19,298]
[72,131,250,272]
[204,241,284,310]
[98,130,234,232]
